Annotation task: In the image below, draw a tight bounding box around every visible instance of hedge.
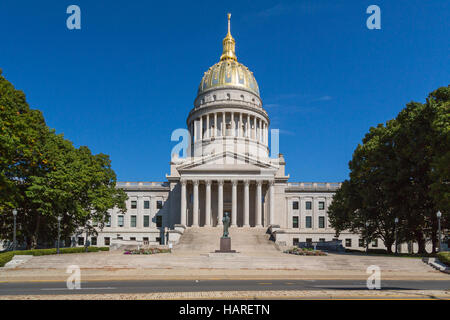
[437,252,450,266]
[0,247,109,267]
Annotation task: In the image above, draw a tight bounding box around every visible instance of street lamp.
[437,211,442,253]
[12,209,17,251]
[57,216,62,254]
[394,217,399,255]
[365,221,370,254]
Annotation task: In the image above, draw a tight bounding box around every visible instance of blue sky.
[1,0,448,182]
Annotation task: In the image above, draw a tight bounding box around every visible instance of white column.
[199,116,203,140]
[232,180,237,226]
[246,114,250,138]
[222,112,226,136]
[231,112,235,136]
[312,196,316,229]
[150,196,155,228]
[217,180,223,225]
[205,180,211,226]
[256,181,262,227]
[244,180,250,227]
[193,180,199,227]
[269,181,275,225]
[206,114,210,138]
[180,180,187,226]
[239,113,243,137]
[137,195,143,228]
[193,120,197,142]
[214,113,217,137]
[253,117,256,140]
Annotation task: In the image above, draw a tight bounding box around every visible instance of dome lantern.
[197,13,260,97]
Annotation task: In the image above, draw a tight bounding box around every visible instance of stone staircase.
[173,227,279,254]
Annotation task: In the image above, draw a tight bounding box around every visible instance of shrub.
[123,248,171,255]
[437,252,450,266]
[0,247,109,267]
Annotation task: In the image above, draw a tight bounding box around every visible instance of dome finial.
[220,13,237,61]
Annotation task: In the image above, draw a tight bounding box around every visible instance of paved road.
[0,280,449,296]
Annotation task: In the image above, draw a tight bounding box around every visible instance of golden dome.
[197,14,260,96]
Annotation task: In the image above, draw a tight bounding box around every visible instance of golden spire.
[220,13,237,61]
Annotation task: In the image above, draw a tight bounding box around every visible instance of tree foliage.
[328,86,449,254]
[0,70,127,248]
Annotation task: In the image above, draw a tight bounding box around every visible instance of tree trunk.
[431,230,437,253]
[31,214,41,249]
[416,232,427,254]
[385,240,394,254]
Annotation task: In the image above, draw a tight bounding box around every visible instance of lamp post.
[365,221,370,254]
[394,217,399,255]
[57,216,62,254]
[437,211,442,253]
[12,209,17,251]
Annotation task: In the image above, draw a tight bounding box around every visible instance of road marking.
[40,287,116,291]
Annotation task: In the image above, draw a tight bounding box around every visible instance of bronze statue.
[222,212,230,238]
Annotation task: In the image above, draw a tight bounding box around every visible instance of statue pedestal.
[215,237,236,253]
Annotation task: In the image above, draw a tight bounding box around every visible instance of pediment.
[177,151,278,173]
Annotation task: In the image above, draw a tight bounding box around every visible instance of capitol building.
[83,15,390,252]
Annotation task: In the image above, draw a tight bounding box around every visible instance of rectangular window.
[131,200,137,209]
[292,201,299,210]
[345,239,352,247]
[104,237,110,246]
[156,215,162,228]
[306,238,312,244]
[292,216,299,228]
[143,237,149,242]
[293,238,299,246]
[157,200,163,209]
[118,215,124,227]
[306,201,312,210]
[106,214,111,227]
[91,237,97,246]
[319,216,325,228]
[78,237,84,246]
[144,200,150,209]
[130,237,136,241]
[144,215,150,227]
[318,201,325,210]
[306,216,312,228]
[359,239,365,247]
[156,237,161,244]
[372,239,378,247]
[319,238,326,242]
[131,215,137,228]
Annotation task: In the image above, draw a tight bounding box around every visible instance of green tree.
[0,70,127,249]
[328,85,449,254]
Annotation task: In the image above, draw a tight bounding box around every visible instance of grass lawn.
[0,247,109,267]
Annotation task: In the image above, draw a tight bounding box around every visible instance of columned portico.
[178,178,274,228]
